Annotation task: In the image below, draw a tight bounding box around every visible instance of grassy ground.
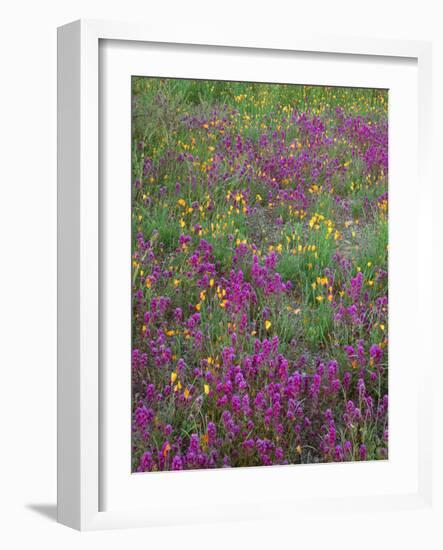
[131,77,388,471]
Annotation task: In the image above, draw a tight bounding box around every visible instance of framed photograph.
[57,19,434,531]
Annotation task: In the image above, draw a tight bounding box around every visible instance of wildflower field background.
[131,77,388,472]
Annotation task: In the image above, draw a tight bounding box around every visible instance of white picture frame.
[57,19,434,531]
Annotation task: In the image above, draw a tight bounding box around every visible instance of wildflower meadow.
[131,78,388,472]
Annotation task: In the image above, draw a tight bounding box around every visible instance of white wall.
[0,1,441,548]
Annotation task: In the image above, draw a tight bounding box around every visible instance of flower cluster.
[131,79,388,471]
